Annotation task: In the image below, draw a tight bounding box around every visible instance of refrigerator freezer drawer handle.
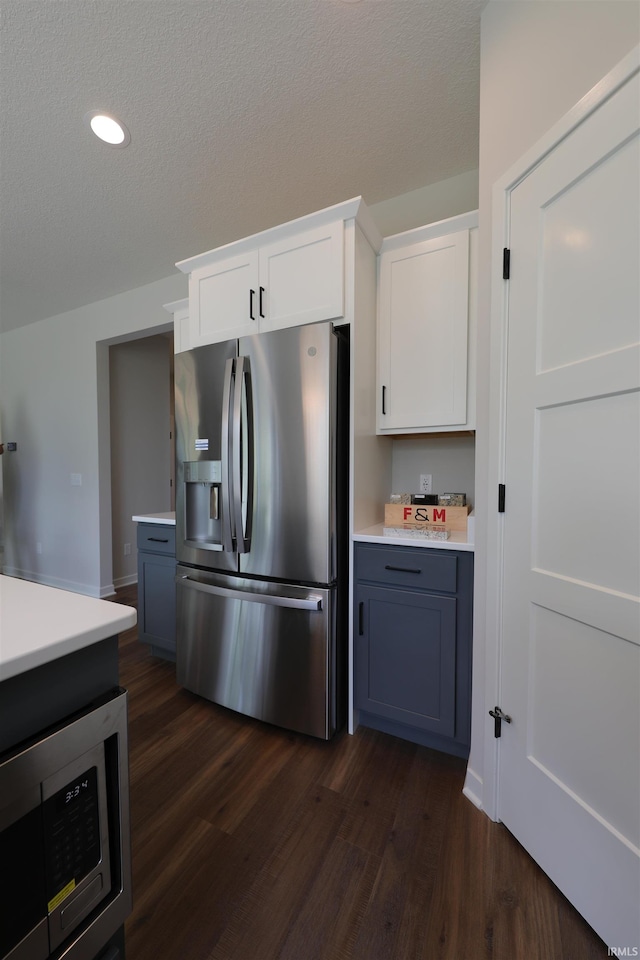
[177,575,323,611]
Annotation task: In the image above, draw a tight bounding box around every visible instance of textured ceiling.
[0,0,486,332]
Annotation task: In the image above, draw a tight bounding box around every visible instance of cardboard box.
[384,503,470,532]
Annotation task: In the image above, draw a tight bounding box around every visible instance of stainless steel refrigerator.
[174,321,349,739]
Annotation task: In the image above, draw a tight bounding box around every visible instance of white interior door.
[498,66,640,949]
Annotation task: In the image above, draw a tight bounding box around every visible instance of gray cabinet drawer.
[137,523,176,555]
[356,544,457,593]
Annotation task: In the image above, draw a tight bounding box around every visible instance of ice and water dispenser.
[183,460,224,550]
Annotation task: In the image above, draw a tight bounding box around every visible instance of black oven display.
[43,766,101,912]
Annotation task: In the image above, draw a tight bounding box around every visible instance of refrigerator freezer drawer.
[176,566,338,739]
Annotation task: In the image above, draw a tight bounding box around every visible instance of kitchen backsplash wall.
[390,435,475,506]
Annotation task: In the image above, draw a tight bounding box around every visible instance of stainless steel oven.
[0,688,131,960]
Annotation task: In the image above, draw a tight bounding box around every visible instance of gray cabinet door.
[137,523,176,659]
[356,585,457,737]
[138,553,176,657]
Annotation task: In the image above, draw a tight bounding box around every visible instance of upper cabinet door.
[377,226,474,433]
[185,220,346,348]
[189,250,260,347]
[258,221,345,333]
[177,198,377,349]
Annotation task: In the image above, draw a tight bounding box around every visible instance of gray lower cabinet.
[137,523,177,660]
[354,542,473,758]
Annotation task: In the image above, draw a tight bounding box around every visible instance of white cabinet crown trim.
[176,196,381,275]
[379,210,479,254]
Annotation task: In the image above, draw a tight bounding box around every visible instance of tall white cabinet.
[377,211,478,434]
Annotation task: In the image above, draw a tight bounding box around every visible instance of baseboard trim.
[462,765,483,810]
[2,566,104,599]
[113,574,138,590]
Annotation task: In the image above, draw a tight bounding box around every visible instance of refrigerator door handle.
[177,574,323,611]
[221,357,235,552]
[232,354,253,554]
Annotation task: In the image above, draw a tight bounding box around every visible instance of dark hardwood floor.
[112,585,607,960]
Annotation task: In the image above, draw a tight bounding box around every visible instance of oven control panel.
[44,766,101,911]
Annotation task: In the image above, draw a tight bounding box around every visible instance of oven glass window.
[0,805,47,956]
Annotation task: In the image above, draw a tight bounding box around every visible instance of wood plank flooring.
[112,586,607,960]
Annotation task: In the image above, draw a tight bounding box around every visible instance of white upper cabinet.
[258,221,344,333]
[189,250,259,344]
[377,212,478,434]
[176,200,372,348]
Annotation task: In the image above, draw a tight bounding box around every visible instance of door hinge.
[498,483,506,513]
[502,248,511,279]
[489,705,512,738]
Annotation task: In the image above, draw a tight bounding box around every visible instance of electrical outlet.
[419,474,433,494]
[124,543,131,556]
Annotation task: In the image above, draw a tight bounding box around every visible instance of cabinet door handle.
[249,288,256,321]
[385,564,422,575]
[358,601,364,635]
[148,537,169,543]
[259,286,265,318]
[382,385,387,416]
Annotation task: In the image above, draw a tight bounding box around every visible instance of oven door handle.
[177,574,323,611]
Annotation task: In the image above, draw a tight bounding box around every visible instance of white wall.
[391,436,475,505]
[0,274,185,596]
[467,0,639,810]
[369,170,478,238]
[110,335,173,587]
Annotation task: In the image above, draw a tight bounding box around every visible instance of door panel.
[356,585,457,737]
[258,221,344,333]
[189,251,259,346]
[534,392,639,596]
[176,566,335,739]
[175,340,238,573]
[538,135,639,370]
[499,68,640,949]
[528,605,639,846]
[239,322,336,584]
[378,230,470,430]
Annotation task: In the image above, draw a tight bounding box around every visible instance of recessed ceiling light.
[83,111,131,147]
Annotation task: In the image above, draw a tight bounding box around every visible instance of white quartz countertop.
[132,512,176,525]
[0,576,137,681]
[353,523,475,552]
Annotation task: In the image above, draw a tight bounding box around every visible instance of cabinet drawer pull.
[358,601,364,636]
[384,564,422,575]
[148,537,169,543]
[259,286,265,318]
[382,384,387,416]
[249,288,256,320]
